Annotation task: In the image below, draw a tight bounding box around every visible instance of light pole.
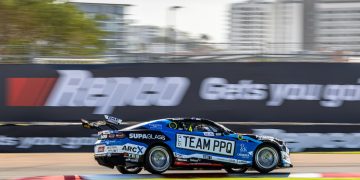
[167,6,182,54]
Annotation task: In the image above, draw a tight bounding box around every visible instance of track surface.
[0,153,359,179]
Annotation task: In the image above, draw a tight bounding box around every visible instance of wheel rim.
[149,147,170,172]
[255,147,278,169]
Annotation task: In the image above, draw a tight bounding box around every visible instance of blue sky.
[70,0,245,42]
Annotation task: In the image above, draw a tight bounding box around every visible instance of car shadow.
[81,172,292,179]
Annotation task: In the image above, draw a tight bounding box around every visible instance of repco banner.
[8,70,190,114]
[1,63,360,123]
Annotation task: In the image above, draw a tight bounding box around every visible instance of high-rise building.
[229,0,303,54]
[70,2,130,55]
[229,0,360,54]
[314,0,360,52]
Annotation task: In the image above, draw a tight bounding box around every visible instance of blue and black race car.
[81,116,292,174]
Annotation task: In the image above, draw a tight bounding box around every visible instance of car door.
[200,122,253,165]
[175,120,237,162]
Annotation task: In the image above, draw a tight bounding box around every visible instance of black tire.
[253,144,280,173]
[144,145,172,174]
[225,166,248,174]
[116,166,142,174]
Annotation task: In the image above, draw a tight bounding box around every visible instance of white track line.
[288,173,322,178]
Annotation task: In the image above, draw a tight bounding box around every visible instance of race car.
[81,116,292,174]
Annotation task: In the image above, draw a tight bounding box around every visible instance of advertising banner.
[1,63,360,123]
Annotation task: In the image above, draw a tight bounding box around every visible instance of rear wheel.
[116,166,142,174]
[225,166,248,173]
[253,145,279,173]
[144,145,172,174]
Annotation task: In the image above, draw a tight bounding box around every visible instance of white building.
[70,2,130,55]
[229,0,303,54]
[126,25,208,53]
[229,0,360,54]
[314,0,360,52]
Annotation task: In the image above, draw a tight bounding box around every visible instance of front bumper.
[280,150,293,168]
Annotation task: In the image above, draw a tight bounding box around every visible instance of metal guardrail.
[0,52,359,64]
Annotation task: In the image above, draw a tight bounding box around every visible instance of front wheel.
[225,166,248,174]
[253,145,280,173]
[116,166,142,174]
[144,145,172,174]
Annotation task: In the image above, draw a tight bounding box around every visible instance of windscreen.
[121,120,164,130]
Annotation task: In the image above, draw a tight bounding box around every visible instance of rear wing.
[81,115,122,131]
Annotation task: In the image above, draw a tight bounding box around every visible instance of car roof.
[166,117,215,123]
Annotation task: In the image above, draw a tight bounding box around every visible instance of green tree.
[0,0,106,56]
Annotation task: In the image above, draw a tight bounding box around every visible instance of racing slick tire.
[224,167,248,174]
[116,166,142,174]
[144,145,173,174]
[253,144,280,173]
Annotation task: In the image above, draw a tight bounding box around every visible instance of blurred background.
[1,0,360,63]
[0,0,360,155]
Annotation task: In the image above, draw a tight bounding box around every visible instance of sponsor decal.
[176,158,188,162]
[239,144,247,152]
[174,152,249,165]
[121,145,144,154]
[95,143,145,155]
[104,115,122,125]
[97,145,105,153]
[174,152,183,158]
[236,159,249,164]
[129,133,166,140]
[176,134,235,156]
[253,129,360,152]
[237,153,250,158]
[106,146,118,153]
[189,158,200,162]
[200,77,360,108]
[203,154,212,160]
[256,135,275,141]
[149,124,162,130]
[126,153,140,162]
[98,130,111,135]
[203,132,214,136]
[7,70,190,114]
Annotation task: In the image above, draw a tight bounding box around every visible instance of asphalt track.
[0,153,359,179]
